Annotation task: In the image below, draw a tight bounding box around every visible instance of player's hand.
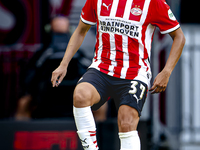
[51,65,67,87]
[149,70,170,94]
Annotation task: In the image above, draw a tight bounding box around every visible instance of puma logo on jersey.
[133,94,141,104]
[103,3,111,11]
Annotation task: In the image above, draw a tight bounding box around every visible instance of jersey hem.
[80,16,96,25]
[88,65,151,88]
[160,24,180,34]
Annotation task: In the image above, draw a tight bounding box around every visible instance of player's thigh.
[118,105,140,132]
[73,82,101,108]
[116,80,148,132]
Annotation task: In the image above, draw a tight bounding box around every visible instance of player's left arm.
[150,27,186,94]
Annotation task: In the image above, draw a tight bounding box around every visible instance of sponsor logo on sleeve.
[168,9,176,21]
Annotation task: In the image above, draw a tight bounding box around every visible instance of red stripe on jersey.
[126,38,140,79]
[98,33,111,74]
[93,2,98,62]
[113,34,123,78]
[100,0,113,16]
[129,0,145,22]
[115,0,127,18]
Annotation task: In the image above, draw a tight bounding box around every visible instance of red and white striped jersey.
[81,0,180,87]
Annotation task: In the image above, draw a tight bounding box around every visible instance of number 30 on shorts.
[129,81,146,99]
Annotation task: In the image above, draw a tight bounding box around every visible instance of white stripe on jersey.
[97,0,102,17]
[120,0,133,78]
[140,0,151,24]
[120,35,129,78]
[110,0,119,17]
[108,35,117,76]
[95,32,103,69]
[145,24,155,60]
[107,0,119,76]
[123,0,133,20]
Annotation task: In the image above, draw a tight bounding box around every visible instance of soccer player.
[51,0,185,149]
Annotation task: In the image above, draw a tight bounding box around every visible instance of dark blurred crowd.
[0,0,117,121]
[15,16,82,120]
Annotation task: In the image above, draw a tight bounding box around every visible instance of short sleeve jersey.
[80,0,180,87]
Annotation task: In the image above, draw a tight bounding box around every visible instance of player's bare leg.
[93,102,108,122]
[73,82,100,150]
[118,105,140,150]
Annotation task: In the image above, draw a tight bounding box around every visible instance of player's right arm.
[51,20,91,87]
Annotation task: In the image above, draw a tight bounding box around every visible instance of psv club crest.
[131,7,142,16]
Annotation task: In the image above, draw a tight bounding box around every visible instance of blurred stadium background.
[0,0,199,149]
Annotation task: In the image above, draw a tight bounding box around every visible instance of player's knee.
[119,121,133,132]
[73,86,93,108]
[118,116,138,132]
